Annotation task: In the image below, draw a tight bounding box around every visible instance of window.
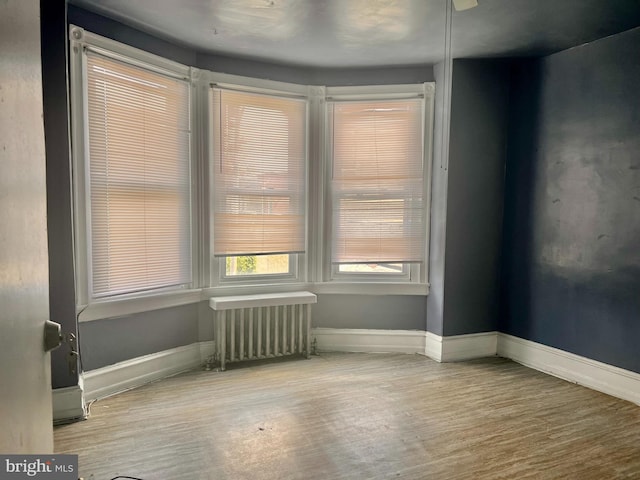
[72,36,193,300]
[326,91,428,282]
[211,87,307,282]
[71,27,433,310]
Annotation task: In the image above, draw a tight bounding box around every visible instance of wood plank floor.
[54,353,640,480]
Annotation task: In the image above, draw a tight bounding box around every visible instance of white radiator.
[209,292,317,371]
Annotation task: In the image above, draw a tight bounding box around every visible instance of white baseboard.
[78,333,640,409]
[83,343,205,402]
[441,331,498,362]
[425,332,443,361]
[199,340,216,363]
[312,328,498,362]
[312,328,427,355]
[497,333,640,406]
[52,378,86,423]
[425,331,498,362]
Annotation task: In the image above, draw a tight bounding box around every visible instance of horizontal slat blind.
[86,52,192,297]
[212,88,306,256]
[329,98,425,263]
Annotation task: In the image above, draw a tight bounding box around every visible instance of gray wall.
[314,295,427,331]
[41,0,78,388]
[79,304,200,370]
[500,27,640,373]
[443,59,509,336]
[427,59,509,337]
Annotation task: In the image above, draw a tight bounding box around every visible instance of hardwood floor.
[54,353,640,480]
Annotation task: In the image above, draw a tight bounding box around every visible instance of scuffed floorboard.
[55,353,640,480]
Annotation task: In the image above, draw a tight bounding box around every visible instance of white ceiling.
[69,0,640,67]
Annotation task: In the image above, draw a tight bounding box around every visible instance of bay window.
[70,26,434,311]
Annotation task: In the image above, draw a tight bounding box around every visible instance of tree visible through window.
[225,254,290,276]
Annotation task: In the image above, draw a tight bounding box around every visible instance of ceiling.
[69,0,640,68]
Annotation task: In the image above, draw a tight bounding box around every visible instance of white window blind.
[212,88,306,257]
[329,98,425,264]
[86,52,192,297]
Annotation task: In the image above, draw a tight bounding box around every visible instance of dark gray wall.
[79,304,200,370]
[500,27,640,373]
[443,59,509,336]
[41,0,79,388]
[427,59,509,337]
[314,295,427,331]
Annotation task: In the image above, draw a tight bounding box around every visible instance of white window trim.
[331,263,413,282]
[320,83,435,290]
[206,71,311,292]
[69,25,201,319]
[69,28,433,322]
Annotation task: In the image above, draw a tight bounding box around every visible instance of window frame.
[69,27,433,317]
[321,84,435,288]
[206,73,310,290]
[69,25,200,311]
[332,262,412,281]
[220,254,299,283]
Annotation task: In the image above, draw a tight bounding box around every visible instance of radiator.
[209,292,317,371]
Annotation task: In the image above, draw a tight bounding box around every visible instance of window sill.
[201,283,311,299]
[203,282,428,298]
[77,288,203,323]
[77,281,429,322]
[209,291,317,311]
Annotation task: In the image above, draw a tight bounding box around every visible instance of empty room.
[1,0,639,478]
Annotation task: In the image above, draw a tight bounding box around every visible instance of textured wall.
[500,27,640,373]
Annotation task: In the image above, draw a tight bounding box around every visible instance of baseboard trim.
[497,333,640,406]
[311,328,499,362]
[83,343,205,402]
[425,331,499,362]
[425,332,443,361]
[312,328,428,355]
[79,333,640,408]
[199,340,216,364]
[441,331,498,362]
[52,379,86,424]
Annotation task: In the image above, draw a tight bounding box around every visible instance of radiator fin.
[213,300,313,371]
